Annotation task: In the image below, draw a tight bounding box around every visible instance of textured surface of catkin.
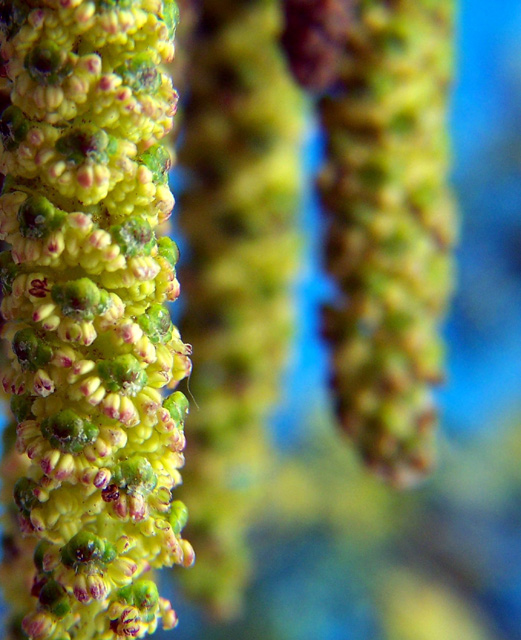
[0,44,40,640]
[177,0,304,618]
[0,1,194,638]
[319,0,457,487]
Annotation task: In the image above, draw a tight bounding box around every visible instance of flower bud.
[157,236,179,269]
[38,580,70,619]
[169,500,188,536]
[138,304,172,344]
[40,409,99,454]
[13,477,38,517]
[133,580,159,621]
[18,195,66,240]
[51,278,110,320]
[163,392,189,426]
[0,250,18,293]
[55,127,116,167]
[112,456,157,496]
[61,531,116,571]
[24,41,73,86]
[12,328,52,372]
[0,106,28,152]
[140,145,171,184]
[115,54,162,93]
[10,392,34,422]
[97,354,147,395]
[22,611,56,640]
[111,216,155,258]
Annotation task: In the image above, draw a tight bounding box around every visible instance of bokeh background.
[5,0,521,638]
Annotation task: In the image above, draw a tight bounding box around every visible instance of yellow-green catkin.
[177,0,304,618]
[319,0,457,486]
[0,1,194,638]
[0,81,37,640]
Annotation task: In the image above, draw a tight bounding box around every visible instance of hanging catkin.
[318,0,457,486]
[0,1,194,638]
[177,0,304,617]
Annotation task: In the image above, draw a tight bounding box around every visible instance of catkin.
[176,0,304,617]
[0,1,193,638]
[318,0,457,486]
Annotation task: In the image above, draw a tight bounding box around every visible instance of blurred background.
[5,0,521,639]
[165,0,521,638]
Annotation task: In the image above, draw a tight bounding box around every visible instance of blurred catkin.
[177,0,304,618]
[317,0,457,486]
[282,0,354,92]
[0,1,194,638]
[380,570,496,640]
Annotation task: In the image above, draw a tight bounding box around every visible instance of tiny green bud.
[51,278,109,320]
[40,410,99,454]
[117,585,134,605]
[163,392,189,426]
[13,477,38,516]
[12,328,52,372]
[133,580,159,616]
[0,106,28,151]
[115,54,161,93]
[98,354,148,395]
[169,500,188,535]
[102,543,117,565]
[0,250,18,294]
[10,393,35,422]
[61,531,114,570]
[138,304,172,344]
[158,236,179,269]
[140,144,171,183]
[113,456,157,495]
[24,41,73,86]
[55,127,115,166]
[39,580,70,619]
[111,216,155,257]
[18,195,66,239]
